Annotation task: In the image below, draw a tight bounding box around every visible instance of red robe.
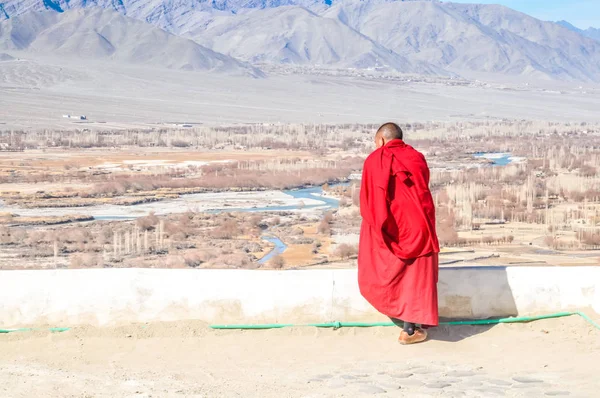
[358,140,440,327]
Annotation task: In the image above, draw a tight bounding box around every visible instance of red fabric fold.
[358,140,440,326]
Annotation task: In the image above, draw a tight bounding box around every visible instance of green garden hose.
[209,311,600,330]
[0,327,70,334]
[2,311,597,334]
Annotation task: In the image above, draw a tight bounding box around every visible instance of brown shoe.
[398,328,428,345]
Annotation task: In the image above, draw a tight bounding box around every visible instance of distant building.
[62,114,87,120]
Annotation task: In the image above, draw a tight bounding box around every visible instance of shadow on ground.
[428,324,495,342]
[429,266,518,342]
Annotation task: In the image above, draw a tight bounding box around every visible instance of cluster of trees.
[431,130,600,250]
[334,125,600,251]
[3,156,363,195]
[0,211,275,269]
[317,211,334,236]
[0,124,370,152]
[3,120,597,153]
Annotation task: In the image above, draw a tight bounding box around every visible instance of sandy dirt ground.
[0,148,316,194]
[2,57,600,130]
[1,316,598,397]
[0,148,314,169]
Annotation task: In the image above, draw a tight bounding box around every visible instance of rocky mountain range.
[0,7,264,76]
[557,20,600,43]
[1,0,599,81]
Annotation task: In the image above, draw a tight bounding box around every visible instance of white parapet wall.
[0,266,598,328]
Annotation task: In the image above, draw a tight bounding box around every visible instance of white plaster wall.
[505,266,599,315]
[0,267,598,328]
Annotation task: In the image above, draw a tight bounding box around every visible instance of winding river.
[256,186,343,264]
[2,153,515,263]
[0,186,344,221]
[474,152,523,166]
[0,184,346,264]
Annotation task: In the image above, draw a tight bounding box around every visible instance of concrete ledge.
[0,266,598,327]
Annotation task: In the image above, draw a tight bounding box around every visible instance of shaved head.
[377,122,403,140]
[375,122,403,148]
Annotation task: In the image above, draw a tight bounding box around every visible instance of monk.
[358,122,440,345]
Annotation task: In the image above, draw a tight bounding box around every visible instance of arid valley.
[2,1,600,396]
[2,120,600,270]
